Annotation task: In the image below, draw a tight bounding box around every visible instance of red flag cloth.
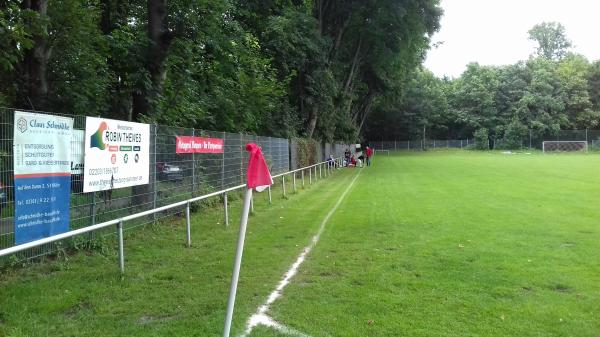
[245,143,273,192]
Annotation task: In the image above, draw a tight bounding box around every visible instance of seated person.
[349,155,357,167]
[326,155,335,167]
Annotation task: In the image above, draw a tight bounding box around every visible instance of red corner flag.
[245,143,273,192]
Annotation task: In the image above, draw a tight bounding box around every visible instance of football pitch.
[2,150,600,337]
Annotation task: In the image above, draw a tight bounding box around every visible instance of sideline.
[240,169,363,337]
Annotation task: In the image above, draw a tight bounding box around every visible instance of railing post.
[319,164,322,179]
[302,170,305,188]
[186,202,191,247]
[309,167,312,185]
[293,172,297,192]
[224,193,229,226]
[117,220,124,274]
[268,186,272,204]
[282,175,286,197]
[153,124,158,223]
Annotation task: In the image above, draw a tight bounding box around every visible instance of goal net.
[542,141,588,153]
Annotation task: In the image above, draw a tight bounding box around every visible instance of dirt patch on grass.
[137,315,178,325]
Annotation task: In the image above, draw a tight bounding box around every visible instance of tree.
[556,54,599,128]
[528,22,572,61]
[449,63,500,139]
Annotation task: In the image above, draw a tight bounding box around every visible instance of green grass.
[3,151,600,337]
[259,151,600,337]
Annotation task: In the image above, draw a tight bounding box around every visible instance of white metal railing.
[0,157,344,273]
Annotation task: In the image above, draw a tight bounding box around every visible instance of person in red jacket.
[366,146,374,166]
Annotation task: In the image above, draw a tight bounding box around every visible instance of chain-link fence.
[0,108,310,262]
[369,139,474,151]
[373,130,600,151]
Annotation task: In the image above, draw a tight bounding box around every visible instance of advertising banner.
[175,136,224,154]
[83,117,150,192]
[13,111,73,244]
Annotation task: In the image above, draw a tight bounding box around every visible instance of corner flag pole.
[222,187,253,337]
[223,143,273,337]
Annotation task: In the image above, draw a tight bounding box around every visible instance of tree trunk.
[131,0,173,122]
[343,36,362,97]
[132,0,173,208]
[20,0,49,110]
[306,106,318,139]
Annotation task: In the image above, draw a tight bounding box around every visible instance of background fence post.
[192,128,196,196]
[91,193,97,226]
[221,132,226,190]
[282,175,286,197]
[240,133,244,185]
[529,129,532,149]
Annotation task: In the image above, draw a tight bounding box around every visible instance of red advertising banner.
[176,136,224,154]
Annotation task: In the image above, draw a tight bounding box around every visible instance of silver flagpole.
[222,187,253,337]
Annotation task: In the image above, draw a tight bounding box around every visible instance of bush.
[474,128,489,150]
[295,138,318,167]
[502,120,527,149]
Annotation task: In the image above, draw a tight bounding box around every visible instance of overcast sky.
[423,0,600,78]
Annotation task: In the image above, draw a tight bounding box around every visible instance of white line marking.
[240,170,362,337]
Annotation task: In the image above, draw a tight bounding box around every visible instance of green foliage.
[501,119,528,149]
[0,0,442,143]
[474,128,489,150]
[528,22,572,61]
[365,22,600,146]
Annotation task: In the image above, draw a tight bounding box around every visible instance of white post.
[309,167,312,184]
[319,164,322,179]
[117,220,124,274]
[186,202,191,247]
[301,170,305,188]
[268,186,272,204]
[222,188,253,337]
[293,172,297,192]
[282,175,286,197]
[224,193,229,226]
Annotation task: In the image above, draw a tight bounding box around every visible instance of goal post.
[542,141,588,153]
[374,149,390,156]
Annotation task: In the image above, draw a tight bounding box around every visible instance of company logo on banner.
[83,117,150,192]
[176,136,224,154]
[13,111,73,244]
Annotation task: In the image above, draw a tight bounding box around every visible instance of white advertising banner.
[83,117,150,192]
[13,111,73,244]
